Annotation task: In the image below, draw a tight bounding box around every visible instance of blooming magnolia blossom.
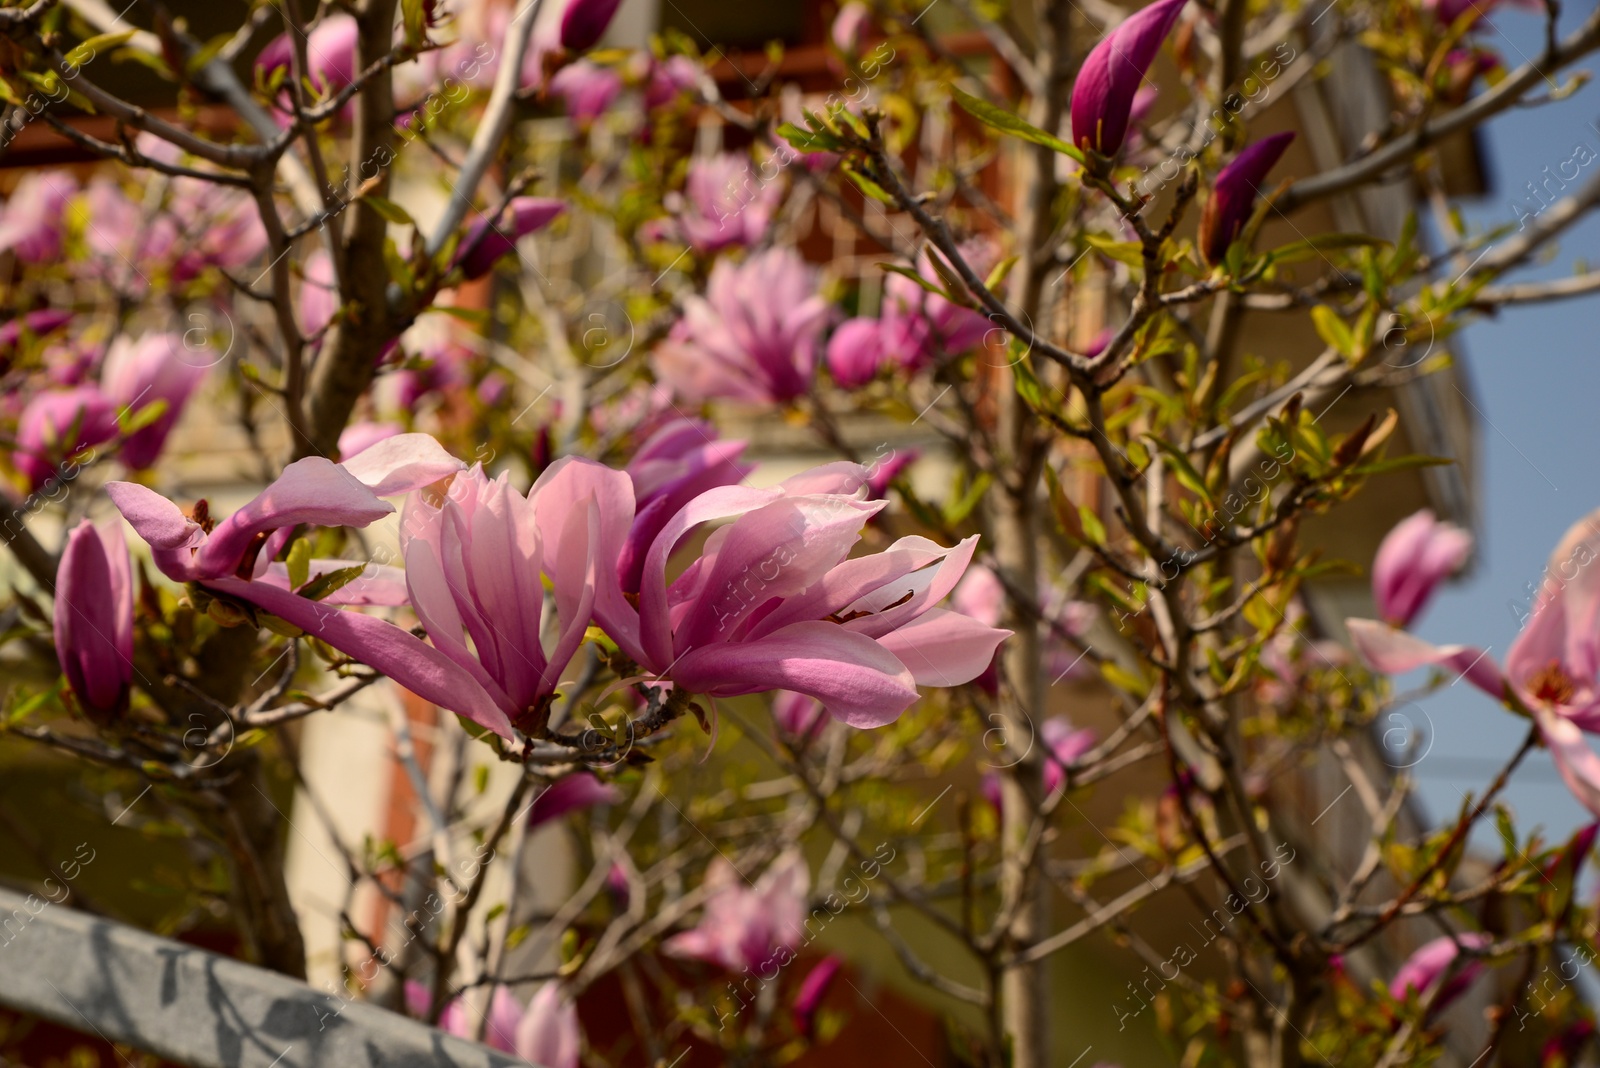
[1371,509,1472,627]
[55,521,134,720]
[103,436,526,732]
[406,980,579,1067]
[549,61,625,124]
[14,385,119,491]
[1347,510,1600,818]
[617,417,751,594]
[257,13,358,99]
[0,172,75,263]
[982,716,1097,810]
[557,458,1010,727]
[652,248,828,403]
[880,245,993,370]
[676,153,784,252]
[100,333,208,470]
[1198,132,1295,266]
[1070,0,1187,158]
[665,851,809,972]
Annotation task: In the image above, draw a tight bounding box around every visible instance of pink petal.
[1345,618,1505,699]
[338,432,464,496]
[671,620,919,728]
[209,576,513,738]
[875,608,1012,687]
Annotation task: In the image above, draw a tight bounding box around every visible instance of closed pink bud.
[792,955,842,1039]
[826,317,885,388]
[560,0,625,52]
[455,197,566,280]
[1198,132,1294,266]
[55,521,134,720]
[1070,0,1187,158]
[527,773,622,830]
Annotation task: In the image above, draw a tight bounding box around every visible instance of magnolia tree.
[5,0,1600,1064]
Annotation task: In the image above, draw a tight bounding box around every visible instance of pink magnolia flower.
[644,54,700,109]
[1389,932,1490,1010]
[865,448,918,502]
[257,13,358,97]
[652,248,828,404]
[560,0,625,52]
[455,197,566,280]
[392,460,611,734]
[1070,0,1188,158]
[826,317,885,388]
[617,418,752,595]
[549,61,624,124]
[0,172,76,263]
[792,954,842,1039]
[665,851,809,972]
[983,716,1097,809]
[527,772,622,829]
[1199,132,1295,266]
[99,333,208,470]
[880,245,993,370]
[104,437,534,735]
[572,459,1011,728]
[14,386,119,491]
[1347,510,1600,817]
[1371,509,1472,628]
[676,153,784,253]
[406,980,578,1066]
[55,521,134,720]
[517,983,581,1068]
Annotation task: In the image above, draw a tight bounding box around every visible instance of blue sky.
[1402,2,1600,840]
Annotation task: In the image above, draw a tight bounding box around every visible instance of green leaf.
[1310,306,1356,359]
[296,563,367,601]
[285,538,313,592]
[1265,233,1389,267]
[984,255,1019,291]
[67,30,135,68]
[184,32,233,77]
[878,262,954,300]
[118,398,169,435]
[1083,233,1144,269]
[944,472,992,525]
[1348,454,1452,477]
[1078,505,1107,547]
[1146,436,1214,507]
[777,121,845,154]
[840,163,894,204]
[949,84,1085,163]
[363,195,416,227]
